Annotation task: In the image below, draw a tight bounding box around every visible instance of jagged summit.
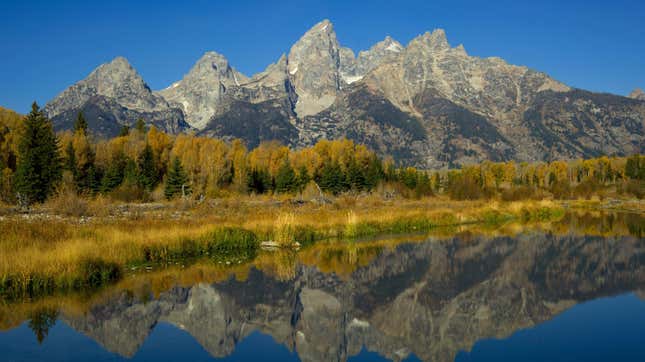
[407,28,450,51]
[311,18,334,33]
[45,56,164,114]
[285,19,343,117]
[102,56,132,68]
[44,56,187,136]
[157,50,248,129]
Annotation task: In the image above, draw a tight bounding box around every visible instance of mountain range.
[44,20,645,168]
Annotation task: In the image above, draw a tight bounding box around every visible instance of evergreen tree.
[14,103,62,203]
[137,144,157,191]
[100,152,127,192]
[64,141,77,179]
[86,165,100,194]
[415,172,433,197]
[364,157,383,190]
[275,160,296,193]
[247,168,271,194]
[164,157,189,199]
[135,117,146,133]
[118,125,130,137]
[73,112,88,134]
[296,165,310,191]
[346,159,365,191]
[319,161,346,195]
[123,158,139,185]
[74,140,96,192]
[626,155,644,180]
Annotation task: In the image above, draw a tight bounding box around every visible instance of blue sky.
[1,0,644,113]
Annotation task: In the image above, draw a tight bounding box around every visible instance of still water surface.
[1,216,644,361]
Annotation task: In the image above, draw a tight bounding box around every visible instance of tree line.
[0,104,643,204]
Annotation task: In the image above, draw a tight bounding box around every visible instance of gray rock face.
[340,36,404,85]
[45,57,189,136]
[629,88,645,101]
[157,51,249,129]
[365,29,569,117]
[286,19,343,117]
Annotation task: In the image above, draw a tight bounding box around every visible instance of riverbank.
[0,196,642,301]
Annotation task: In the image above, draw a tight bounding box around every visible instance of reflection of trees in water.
[42,231,643,362]
[28,307,58,344]
[555,211,644,237]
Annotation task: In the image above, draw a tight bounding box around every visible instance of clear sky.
[1,0,644,113]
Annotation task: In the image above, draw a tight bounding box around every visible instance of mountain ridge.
[43,19,645,167]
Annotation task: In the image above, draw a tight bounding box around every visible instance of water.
[1,219,644,361]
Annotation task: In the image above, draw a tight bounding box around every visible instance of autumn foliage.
[0,108,643,204]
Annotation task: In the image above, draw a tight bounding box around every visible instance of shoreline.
[0,197,642,301]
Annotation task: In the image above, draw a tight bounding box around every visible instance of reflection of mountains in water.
[62,232,644,362]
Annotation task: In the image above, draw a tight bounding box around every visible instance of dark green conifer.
[135,117,146,133]
[64,141,77,179]
[296,165,310,191]
[247,168,271,193]
[164,157,190,199]
[14,103,62,203]
[137,144,157,191]
[275,160,296,193]
[100,152,127,192]
[319,161,346,195]
[346,159,365,191]
[73,112,88,134]
[118,125,130,137]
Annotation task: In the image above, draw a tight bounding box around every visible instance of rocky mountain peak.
[156,51,248,129]
[192,51,234,74]
[337,36,405,84]
[45,56,170,116]
[629,88,645,100]
[417,28,450,50]
[104,55,133,68]
[287,19,343,117]
[44,56,187,137]
[85,56,158,109]
[382,36,404,52]
[312,19,334,34]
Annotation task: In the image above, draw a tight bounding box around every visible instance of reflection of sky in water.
[456,294,645,362]
[1,293,643,361]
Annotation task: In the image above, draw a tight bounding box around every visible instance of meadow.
[0,196,577,300]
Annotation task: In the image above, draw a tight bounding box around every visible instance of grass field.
[0,195,641,300]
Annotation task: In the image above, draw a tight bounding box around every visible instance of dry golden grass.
[2,195,641,300]
[0,198,561,277]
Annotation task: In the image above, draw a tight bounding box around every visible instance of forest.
[0,104,643,207]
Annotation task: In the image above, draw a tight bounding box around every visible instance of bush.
[549,181,572,199]
[572,179,601,200]
[447,176,492,200]
[46,186,90,217]
[109,183,147,202]
[619,180,644,199]
[79,259,122,288]
[501,186,538,201]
